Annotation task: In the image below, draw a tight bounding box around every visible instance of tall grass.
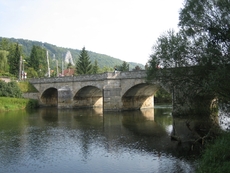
[0,97,38,111]
[196,132,230,173]
[17,81,38,93]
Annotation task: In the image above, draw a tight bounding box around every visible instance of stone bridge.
[29,70,164,111]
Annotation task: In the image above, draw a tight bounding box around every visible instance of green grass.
[0,97,38,111]
[17,81,38,93]
[196,132,230,173]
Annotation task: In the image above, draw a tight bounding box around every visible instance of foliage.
[98,66,114,73]
[0,38,11,50]
[0,97,38,111]
[92,60,100,74]
[0,37,144,71]
[26,67,38,78]
[178,0,230,102]
[8,43,22,77]
[196,132,230,173]
[0,50,9,72]
[132,65,142,71]
[28,45,47,77]
[17,81,38,93]
[154,87,172,103]
[75,47,93,75]
[116,61,129,71]
[0,80,22,98]
[147,0,230,107]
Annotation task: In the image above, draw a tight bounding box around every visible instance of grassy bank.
[0,97,38,111]
[196,132,230,173]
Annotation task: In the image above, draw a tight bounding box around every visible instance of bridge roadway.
[29,70,162,111]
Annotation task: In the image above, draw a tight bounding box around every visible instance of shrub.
[196,132,230,173]
[0,80,22,98]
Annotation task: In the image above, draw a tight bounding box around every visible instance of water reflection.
[0,105,197,173]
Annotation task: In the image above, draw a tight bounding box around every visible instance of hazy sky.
[0,0,184,65]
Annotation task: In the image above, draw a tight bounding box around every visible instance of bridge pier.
[58,86,73,108]
[172,87,217,117]
[103,87,123,111]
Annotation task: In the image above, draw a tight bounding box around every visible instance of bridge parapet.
[29,70,147,84]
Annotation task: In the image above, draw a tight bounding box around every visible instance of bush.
[26,99,39,109]
[196,132,230,173]
[0,80,22,98]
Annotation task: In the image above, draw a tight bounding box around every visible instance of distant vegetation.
[0,80,38,111]
[0,37,144,73]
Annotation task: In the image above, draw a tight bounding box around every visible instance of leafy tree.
[178,0,230,102]
[75,47,93,75]
[147,0,230,105]
[0,38,11,51]
[26,67,38,78]
[154,87,172,103]
[92,60,100,74]
[98,66,113,73]
[0,50,9,72]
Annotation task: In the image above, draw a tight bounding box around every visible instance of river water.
[0,104,198,173]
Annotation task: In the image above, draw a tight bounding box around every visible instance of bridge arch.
[40,87,58,107]
[122,83,159,110]
[73,85,103,108]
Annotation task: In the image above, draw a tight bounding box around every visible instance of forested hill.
[0,37,144,70]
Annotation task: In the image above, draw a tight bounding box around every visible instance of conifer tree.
[8,43,22,77]
[75,47,92,75]
[28,45,47,77]
[92,60,99,74]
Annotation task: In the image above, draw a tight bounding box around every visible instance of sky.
[0,0,184,65]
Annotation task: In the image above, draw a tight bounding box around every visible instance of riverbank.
[196,132,230,173]
[0,97,38,111]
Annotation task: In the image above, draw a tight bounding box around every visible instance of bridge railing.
[29,71,147,84]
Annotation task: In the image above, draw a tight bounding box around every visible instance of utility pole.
[53,54,59,77]
[62,60,63,76]
[56,59,59,77]
[18,55,22,80]
[47,50,50,77]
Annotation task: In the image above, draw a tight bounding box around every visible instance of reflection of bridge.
[29,71,162,111]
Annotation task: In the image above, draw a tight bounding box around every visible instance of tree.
[98,66,113,73]
[121,61,129,71]
[116,61,129,72]
[178,0,230,102]
[8,43,22,77]
[28,45,47,77]
[75,47,93,75]
[147,0,230,103]
[0,38,11,51]
[132,65,142,71]
[146,0,230,117]
[92,60,100,74]
[0,50,9,73]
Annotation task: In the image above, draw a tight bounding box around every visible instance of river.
[0,104,198,173]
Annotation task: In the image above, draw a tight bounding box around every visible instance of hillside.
[0,37,144,70]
